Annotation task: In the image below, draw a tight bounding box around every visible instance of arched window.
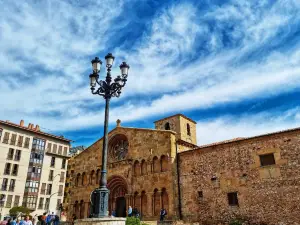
[164,122,170,130]
[161,188,169,213]
[90,170,95,185]
[76,174,81,187]
[161,155,168,172]
[153,189,160,216]
[187,123,191,136]
[80,200,85,219]
[134,160,141,176]
[153,156,160,173]
[96,169,101,185]
[82,172,87,186]
[141,191,147,216]
[141,160,147,175]
[74,201,79,219]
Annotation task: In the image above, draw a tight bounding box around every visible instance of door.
[115,197,126,217]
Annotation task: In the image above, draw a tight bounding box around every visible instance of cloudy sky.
[1,0,300,147]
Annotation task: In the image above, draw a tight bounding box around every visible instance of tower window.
[259,153,275,167]
[227,192,239,206]
[187,123,191,136]
[164,122,170,130]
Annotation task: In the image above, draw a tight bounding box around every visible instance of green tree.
[9,206,31,217]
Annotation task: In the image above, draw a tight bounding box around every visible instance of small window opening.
[227,192,239,206]
[198,191,203,198]
[259,153,275,167]
[164,122,170,130]
[187,123,191,136]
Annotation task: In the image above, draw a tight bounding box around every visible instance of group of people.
[1,213,60,225]
[126,206,167,221]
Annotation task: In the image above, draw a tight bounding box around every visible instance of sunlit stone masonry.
[65,114,300,224]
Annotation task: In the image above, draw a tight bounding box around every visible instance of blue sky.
[1,0,300,147]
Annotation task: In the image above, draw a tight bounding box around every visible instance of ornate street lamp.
[89,53,129,218]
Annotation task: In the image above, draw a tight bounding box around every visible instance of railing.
[14,155,21,161]
[7,154,13,160]
[12,170,18,176]
[38,204,43,209]
[4,169,10,175]
[49,176,53,181]
[5,202,12,208]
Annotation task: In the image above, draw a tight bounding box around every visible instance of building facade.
[0,120,71,219]
[67,114,300,224]
[67,114,196,220]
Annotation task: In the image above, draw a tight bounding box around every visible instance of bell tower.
[154,114,197,145]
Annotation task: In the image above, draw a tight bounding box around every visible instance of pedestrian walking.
[23,216,33,225]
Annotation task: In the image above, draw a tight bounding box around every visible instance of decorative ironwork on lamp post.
[89,53,129,218]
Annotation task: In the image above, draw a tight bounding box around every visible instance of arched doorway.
[107,176,128,217]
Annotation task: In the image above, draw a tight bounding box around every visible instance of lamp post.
[89,53,129,218]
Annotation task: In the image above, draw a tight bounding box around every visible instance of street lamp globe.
[91,57,102,74]
[105,53,115,67]
[89,73,98,87]
[119,62,130,76]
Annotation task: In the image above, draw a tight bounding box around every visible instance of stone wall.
[179,130,300,224]
[67,126,180,220]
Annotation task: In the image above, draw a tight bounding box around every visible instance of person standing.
[127,206,132,217]
[23,216,33,225]
[53,215,59,225]
[10,218,17,225]
[45,215,52,225]
[160,208,167,221]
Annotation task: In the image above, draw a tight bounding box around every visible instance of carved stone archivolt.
[108,134,129,163]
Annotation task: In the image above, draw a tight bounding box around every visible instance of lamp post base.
[75,217,126,225]
[91,187,110,218]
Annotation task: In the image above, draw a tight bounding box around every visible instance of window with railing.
[61,159,66,169]
[9,179,15,192]
[58,185,63,196]
[46,184,52,195]
[24,137,30,148]
[14,150,21,161]
[47,143,52,152]
[4,163,11,175]
[48,170,54,181]
[60,172,65,183]
[5,195,12,208]
[14,195,20,207]
[1,178,8,191]
[40,183,46,194]
[38,197,44,209]
[11,164,19,176]
[3,132,10,144]
[45,198,50,210]
[30,152,43,164]
[50,157,55,167]
[7,148,14,160]
[25,181,39,193]
[27,166,41,180]
[10,134,17,145]
[0,194,5,207]
[22,196,37,209]
[63,147,68,156]
[17,136,24,147]
[58,146,62,155]
[56,199,62,210]
[53,144,57,154]
[0,129,2,142]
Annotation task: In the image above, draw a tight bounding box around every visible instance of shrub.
[229,219,243,225]
[9,206,31,217]
[126,217,140,225]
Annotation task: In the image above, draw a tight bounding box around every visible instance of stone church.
[66,114,300,224]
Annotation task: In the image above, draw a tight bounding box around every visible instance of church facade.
[66,114,300,224]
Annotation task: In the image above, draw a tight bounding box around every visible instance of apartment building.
[0,120,71,220]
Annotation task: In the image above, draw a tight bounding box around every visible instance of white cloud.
[0,0,300,138]
[196,107,300,145]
